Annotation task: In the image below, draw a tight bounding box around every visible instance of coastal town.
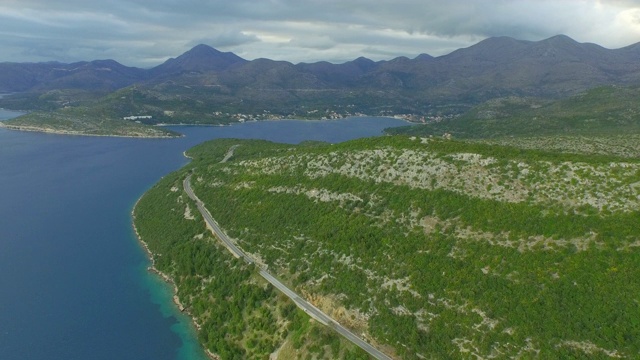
[124,109,455,125]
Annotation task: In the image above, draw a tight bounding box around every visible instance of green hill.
[135,135,640,358]
[388,85,640,138]
[1,106,179,138]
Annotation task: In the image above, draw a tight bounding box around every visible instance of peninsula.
[0,108,179,138]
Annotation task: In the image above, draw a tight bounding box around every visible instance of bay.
[0,116,408,360]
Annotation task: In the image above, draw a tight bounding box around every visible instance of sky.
[2,0,640,68]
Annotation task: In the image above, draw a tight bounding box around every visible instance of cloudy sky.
[2,0,640,67]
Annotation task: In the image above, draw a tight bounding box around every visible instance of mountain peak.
[88,59,125,68]
[529,34,605,61]
[442,36,529,61]
[414,53,434,61]
[151,44,247,75]
[353,56,374,63]
[185,44,223,56]
[349,56,379,72]
[477,36,528,47]
[539,34,580,47]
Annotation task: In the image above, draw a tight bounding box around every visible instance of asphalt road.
[183,175,392,360]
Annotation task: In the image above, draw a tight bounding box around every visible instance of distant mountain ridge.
[0,60,147,92]
[2,35,640,118]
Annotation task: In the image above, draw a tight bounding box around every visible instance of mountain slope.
[365,35,640,100]
[0,60,146,93]
[388,85,640,138]
[138,135,640,358]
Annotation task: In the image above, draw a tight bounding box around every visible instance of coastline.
[155,115,411,127]
[131,195,219,360]
[1,116,410,138]
[0,123,181,139]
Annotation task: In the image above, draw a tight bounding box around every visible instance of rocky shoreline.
[0,123,180,138]
[131,197,220,360]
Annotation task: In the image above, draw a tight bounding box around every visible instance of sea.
[0,110,408,360]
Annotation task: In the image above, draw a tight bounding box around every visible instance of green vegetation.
[159,135,640,359]
[131,84,640,358]
[476,133,640,159]
[0,84,428,129]
[133,156,370,359]
[388,85,640,138]
[0,89,106,111]
[81,85,433,125]
[2,106,179,138]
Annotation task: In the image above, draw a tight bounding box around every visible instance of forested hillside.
[135,135,640,359]
[134,154,370,359]
[388,85,640,138]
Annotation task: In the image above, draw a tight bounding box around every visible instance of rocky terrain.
[171,136,640,358]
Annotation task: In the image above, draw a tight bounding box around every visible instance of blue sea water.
[0,114,409,360]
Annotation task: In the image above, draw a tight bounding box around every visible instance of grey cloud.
[1,0,639,66]
[286,36,337,51]
[188,31,260,49]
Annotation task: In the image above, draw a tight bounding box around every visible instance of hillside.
[387,85,640,138]
[133,142,374,359]
[135,135,640,358]
[0,60,147,93]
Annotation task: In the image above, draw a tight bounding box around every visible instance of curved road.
[183,175,392,360]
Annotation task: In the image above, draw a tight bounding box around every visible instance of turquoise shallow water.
[136,259,205,360]
[0,115,408,359]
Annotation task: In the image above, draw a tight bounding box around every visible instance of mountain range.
[2,35,640,121]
